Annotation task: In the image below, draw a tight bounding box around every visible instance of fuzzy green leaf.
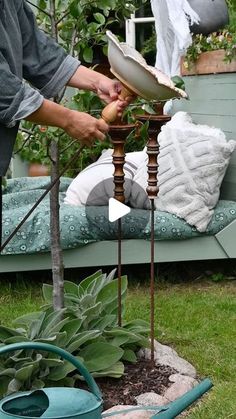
[89,315,116,330]
[0,325,24,341]
[82,302,102,324]
[97,276,127,309]
[48,359,81,381]
[78,270,102,294]
[0,376,12,398]
[40,358,63,368]
[42,284,53,303]
[61,318,83,342]
[28,312,46,340]
[41,309,66,336]
[13,312,42,328]
[79,342,123,372]
[4,336,29,344]
[0,368,16,378]
[91,361,124,378]
[122,349,137,363]
[105,329,143,346]
[67,330,102,353]
[7,378,22,394]
[64,281,79,296]
[31,379,45,390]
[15,364,34,382]
[123,319,150,331]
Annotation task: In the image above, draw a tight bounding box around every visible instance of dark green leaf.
[79,342,123,372]
[15,365,34,382]
[93,13,106,25]
[83,47,93,63]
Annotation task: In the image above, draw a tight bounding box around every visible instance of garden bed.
[93,360,176,410]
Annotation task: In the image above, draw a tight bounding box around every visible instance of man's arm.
[67,65,131,113]
[20,0,80,98]
[25,99,109,147]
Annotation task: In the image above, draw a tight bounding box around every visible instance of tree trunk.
[49,0,64,310]
[50,140,64,310]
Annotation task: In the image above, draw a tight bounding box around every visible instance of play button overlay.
[85,178,150,239]
[109,198,130,222]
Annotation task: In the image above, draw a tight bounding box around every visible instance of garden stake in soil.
[137,113,171,365]
[108,123,136,326]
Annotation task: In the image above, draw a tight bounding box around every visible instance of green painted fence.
[172,73,236,201]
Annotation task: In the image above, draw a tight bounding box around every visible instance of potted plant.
[181,29,236,75]
[181,0,236,75]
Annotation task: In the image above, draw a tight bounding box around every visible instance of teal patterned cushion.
[1,177,236,255]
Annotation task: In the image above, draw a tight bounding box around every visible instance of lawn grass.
[0,274,235,418]
[0,278,43,326]
[126,280,236,418]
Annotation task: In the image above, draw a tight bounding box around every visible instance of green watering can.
[0,342,103,419]
[0,342,213,419]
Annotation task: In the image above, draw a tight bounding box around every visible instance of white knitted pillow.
[131,112,236,232]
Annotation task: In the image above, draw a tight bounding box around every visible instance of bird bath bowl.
[106,30,188,102]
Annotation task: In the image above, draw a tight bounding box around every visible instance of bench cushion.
[1,177,236,255]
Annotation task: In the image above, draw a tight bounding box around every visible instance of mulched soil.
[94,360,177,410]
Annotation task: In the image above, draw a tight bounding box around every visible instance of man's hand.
[68,65,133,116]
[26,65,133,148]
[96,77,132,116]
[26,99,109,147]
[63,110,108,147]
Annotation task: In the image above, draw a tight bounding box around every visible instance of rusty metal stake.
[137,114,171,364]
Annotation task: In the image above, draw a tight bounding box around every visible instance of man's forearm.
[25,97,109,145]
[67,65,104,92]
[25,98,70,130]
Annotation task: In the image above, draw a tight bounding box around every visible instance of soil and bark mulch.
[84,360,177,410]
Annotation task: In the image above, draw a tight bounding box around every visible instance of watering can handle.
[0,342,102,400]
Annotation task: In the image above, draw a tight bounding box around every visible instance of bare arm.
[25,66,131,146]
[67,65,131,110]
[25,98,109,147]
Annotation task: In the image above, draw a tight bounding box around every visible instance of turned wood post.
[108,123,135,327]
[108,124,135,203]
[138,115,171,200]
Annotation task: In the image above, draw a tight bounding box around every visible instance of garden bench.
[0,73,236,273]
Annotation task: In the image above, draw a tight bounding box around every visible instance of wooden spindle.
[109,125,135,203]
[108,123,136,327]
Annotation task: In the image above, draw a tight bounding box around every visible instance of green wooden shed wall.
[172,73,236,202]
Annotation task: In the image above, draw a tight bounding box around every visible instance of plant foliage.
[0,270,149,397]
[183,30,236,70]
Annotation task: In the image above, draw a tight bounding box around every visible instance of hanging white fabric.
[150,0,200,77]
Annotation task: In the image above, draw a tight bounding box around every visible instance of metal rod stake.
[109,123,136,327]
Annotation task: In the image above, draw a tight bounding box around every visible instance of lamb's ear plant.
[0,270,150,397]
